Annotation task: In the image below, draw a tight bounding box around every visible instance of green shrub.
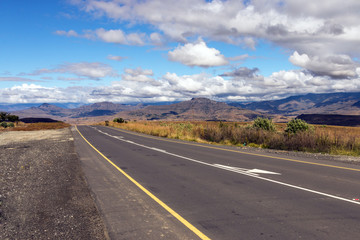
[285,119,310,134]
[252,117,276,131]
[113,117,125,123]
[1,122,8,128]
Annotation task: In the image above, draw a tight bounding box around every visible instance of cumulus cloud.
[150,32,164,45]
[71,0,360,57]
[0,77,43,83]
[95,28,145,45]
[220,67,260,79]
[122,67,154,82]
[26,62,118,80]
[56,28,163,46]
[107,55,126,61]
[3,68,360,103]
[168,40,228,67]
[289,51,359,78]
[54,30,79,37]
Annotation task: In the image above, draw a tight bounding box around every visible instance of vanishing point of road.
[73,125,360,240]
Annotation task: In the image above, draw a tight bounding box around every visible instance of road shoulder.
[0,128,107,239]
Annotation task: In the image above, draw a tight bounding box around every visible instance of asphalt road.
[74,125,360,240]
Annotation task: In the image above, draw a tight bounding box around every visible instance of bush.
[113,117,125,123]
[1,122,8,128]
[252,117,276,131]
[285,119,310,134]
[7,114,19,122]
[0,112,19,122]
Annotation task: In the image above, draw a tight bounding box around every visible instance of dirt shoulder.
[0,128,108,239]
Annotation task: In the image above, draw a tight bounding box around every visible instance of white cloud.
[0,77,43,82]
[168,40,228,67]
[72,0,360,57]
[56,28,155,46]
[27,62,118,80]
[289,51,359,78]
[60,62,117,79]
[150,32,164,45]
[54,30,79,37]
[122,67,154,82]
[94,28,146,45]
[107,55,126,61]
[3,68,360,103]
[95,28,127,44]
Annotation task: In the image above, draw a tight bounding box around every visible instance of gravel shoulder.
[0,128,108,240]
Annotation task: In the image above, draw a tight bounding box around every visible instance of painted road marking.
[76,126,211,240]
[108,126,360,172]
[213,164,281,176]
[248,169,281,175]
[92,126,360,206]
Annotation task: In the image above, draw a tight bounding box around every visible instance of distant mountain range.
[0,102,84,112]
[118,98,263,121]
[229,92,360,115]
[3,92,359,123]
[10,102,142,120]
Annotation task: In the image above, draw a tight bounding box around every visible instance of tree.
[0,112,19,122]
[7,114,19,122]
[0,112,7,121]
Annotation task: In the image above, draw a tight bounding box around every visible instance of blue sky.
[1,0,360,103]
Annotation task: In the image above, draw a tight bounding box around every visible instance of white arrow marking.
[213,164,281,176]
[248,168,281,175]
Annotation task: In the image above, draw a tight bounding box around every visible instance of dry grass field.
[101,120,360,157]
[0,121,70,131]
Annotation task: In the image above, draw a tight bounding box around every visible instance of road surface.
[73,125,360,240]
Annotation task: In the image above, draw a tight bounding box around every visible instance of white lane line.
[93,127,360,206]
[248,168,281,175]
[150,147,167,153]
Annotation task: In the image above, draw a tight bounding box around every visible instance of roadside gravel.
[0,128,107,240]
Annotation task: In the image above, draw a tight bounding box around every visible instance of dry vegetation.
[0,121,71,131]
[101,120,360,157]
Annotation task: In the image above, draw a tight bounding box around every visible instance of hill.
[12,102,142,121]
[229,92,360,115]
[297,114,360,127]
[118,98,264,121]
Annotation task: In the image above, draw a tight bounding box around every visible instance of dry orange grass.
[100,120,360,156]
[8,122,71,131]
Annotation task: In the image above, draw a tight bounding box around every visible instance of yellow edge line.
[110,126,360,172]
[75,126,211,240]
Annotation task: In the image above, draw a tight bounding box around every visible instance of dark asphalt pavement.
[74,125,360,240]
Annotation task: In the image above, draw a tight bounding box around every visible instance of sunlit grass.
[100,120,360,157]
[7,122,71,131]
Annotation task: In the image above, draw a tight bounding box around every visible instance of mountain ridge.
[6,92,360,123]
[118,98,264,121]
[228,92,360,115]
